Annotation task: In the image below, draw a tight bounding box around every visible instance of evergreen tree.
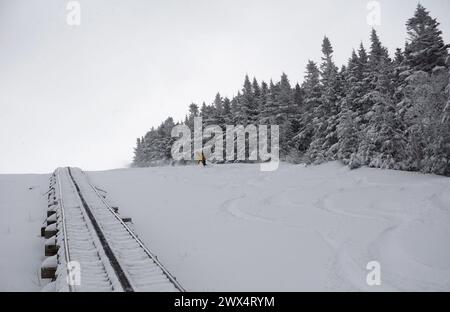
[132,137,145,167]
[397,5,449,174]
[252,78,264,123]
[305,37,340,164]
[200,101,215,126]
[359,30,391,117]
[336,52,362,166]
[404,4,449,73]
[362,64,407,170]
[403,67,449,174]
[293,61,321,156]
[211,93,225,126]
[444,57,450,124]
[275,73,295,158]
[239,75,259,125]
[392,48,408,105]
[356,29,396,166]
[230,95,241,125]
[336,102,359,167]
[222,97,233,125]
[257,81,269,124]
[259,80,279,125]
[252,78,261,100]
[186,103,199,129]
[290,83,304,135]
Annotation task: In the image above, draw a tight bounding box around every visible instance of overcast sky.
[0,0,449,173]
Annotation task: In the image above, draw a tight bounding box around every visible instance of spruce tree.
[275,72,295,158]
[291,83,304,135]
[356,29,398,166]
[404,4,449,73]
[132,137,144,167]
[305,37,340,164]
[260,80,279,125]
[222,97,233,125]
[239,75,259,125]
[212,93,225,126]
[230,95,241,125]
[186,103,199,130]
[403,67,449,174]
[398,5,449,174]
[293,61,321,156]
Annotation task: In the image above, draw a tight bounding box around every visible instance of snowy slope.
[1,163,449,291]
[0,173,49,291]
[89,162,450,291]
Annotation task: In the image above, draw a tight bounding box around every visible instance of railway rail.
[41,167,184,292]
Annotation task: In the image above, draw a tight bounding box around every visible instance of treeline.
[133,4,450,176]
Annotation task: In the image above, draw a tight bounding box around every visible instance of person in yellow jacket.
[197,152,206,167]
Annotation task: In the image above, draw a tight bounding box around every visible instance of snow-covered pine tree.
[335,52,362,166]
[342,43,369,141]
[359,29,391,112]
[230,94,241,125]
[336,100,359,167]
[222,97,233,125]
[343,47,366,123]
[252,77,262,118]
[402,67,449,174]
[141,127,157,166]
[397,4,449,174]
[161,117,177,161]
[305,36,340,164]
[200,101,215,126]
[404,4,449,73]
[283,83,305,162]
[444,56,450,125]
[238,75,259,125]
[227,76,262,161]
[392,47,408,106]
[141,117,177,166]
[274,72,295,159]
[185,103,199,130]
[396,5,448,131]
[356,29,397,167]
[442,56,450,174]
[323,36,341,150]
[211,93,225,126]
[364,63,407,170]
[292,60,321,157]
[132,137,145,167]
[290,83,304,136]
[257,81,269,125]
[259,80,279,125]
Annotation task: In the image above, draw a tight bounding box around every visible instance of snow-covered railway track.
[41,167,184,292]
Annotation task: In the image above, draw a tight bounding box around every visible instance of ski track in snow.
[222,193,284,225]
[212,164,448,291]
[221,187,397,291]
[322,180,450,291]
[232,165,447,291]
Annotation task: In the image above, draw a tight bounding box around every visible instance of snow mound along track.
[40,167,184,292]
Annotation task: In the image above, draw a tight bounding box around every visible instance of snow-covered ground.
[0,173,48,291]
[1,163,449,291]
[88,162,450,291]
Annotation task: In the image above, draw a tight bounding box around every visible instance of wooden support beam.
[44,223,57,239]
[41,255,57,279]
